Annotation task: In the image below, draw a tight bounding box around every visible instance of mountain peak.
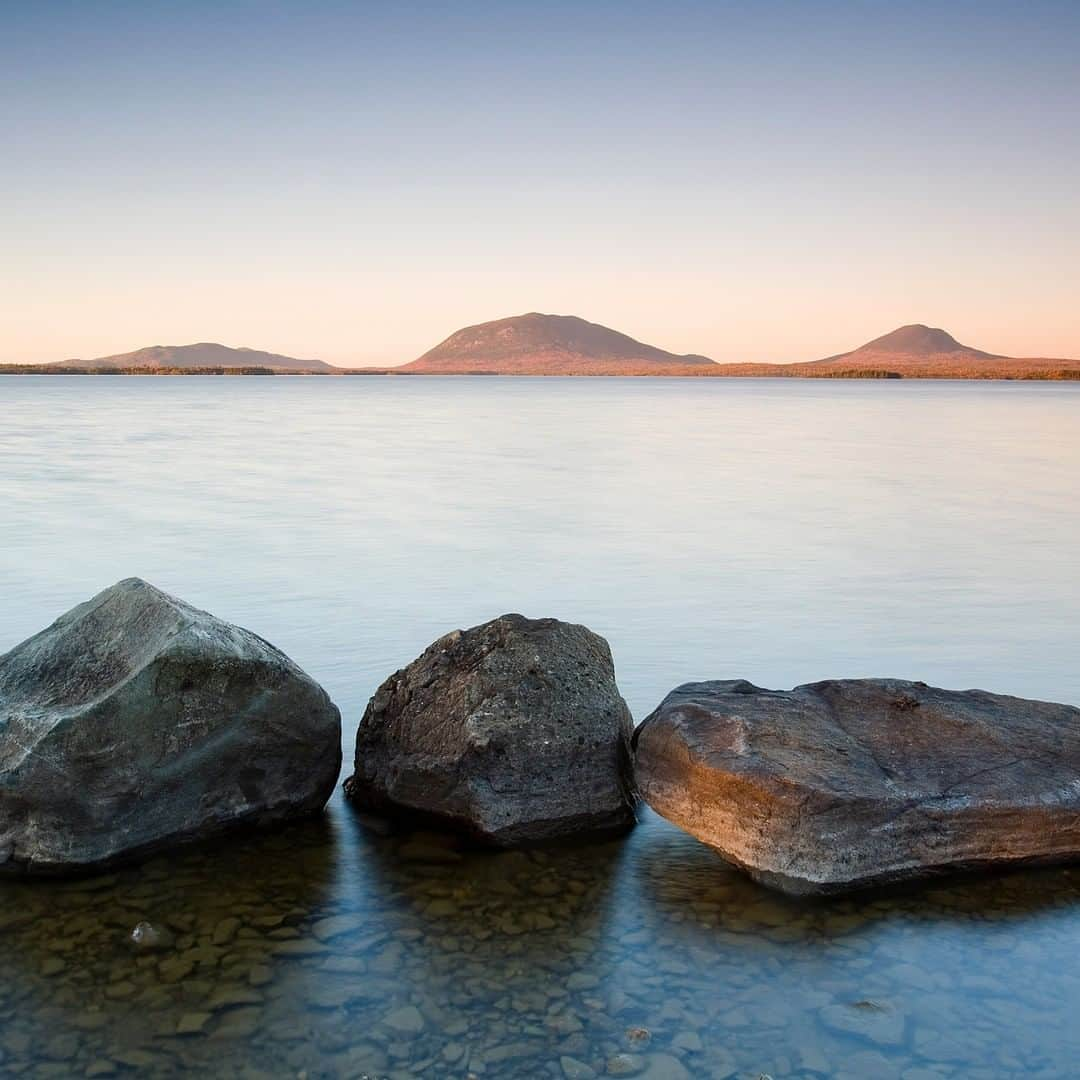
[403,313,714,373]
[811,323,1002,368]
[859,324,972,355]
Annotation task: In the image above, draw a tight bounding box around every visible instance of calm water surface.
[1,376,1079,1078]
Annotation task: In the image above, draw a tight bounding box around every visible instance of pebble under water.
[3,801,1080,1079]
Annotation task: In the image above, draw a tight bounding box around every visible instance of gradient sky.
[3,0,1079,366]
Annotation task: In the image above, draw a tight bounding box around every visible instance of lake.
[1,375,1079,1078]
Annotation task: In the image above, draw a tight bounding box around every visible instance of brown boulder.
[344,614,637,844]
[633,678,1080,895]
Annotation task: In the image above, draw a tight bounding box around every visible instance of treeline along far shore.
[5,365,1080,380]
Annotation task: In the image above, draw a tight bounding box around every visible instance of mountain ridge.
[15,320,1078,378]
[57,342,335,372]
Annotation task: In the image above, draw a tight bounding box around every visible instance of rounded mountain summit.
[808,324,999,369]
[401,313,715,375]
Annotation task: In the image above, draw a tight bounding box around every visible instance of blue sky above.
[3,1,1078,365]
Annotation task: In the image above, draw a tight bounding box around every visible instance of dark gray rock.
[344,614,636,844]
[634,678,1080,895]
[0,578,341,875]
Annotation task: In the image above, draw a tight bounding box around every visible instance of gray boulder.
[0,578,341,875]
[634,678,1080,895]
[344,614,637,844]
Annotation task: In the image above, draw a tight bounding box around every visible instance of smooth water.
[1,375,1079,1079]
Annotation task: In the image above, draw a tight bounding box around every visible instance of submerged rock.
[129,921,174,952]
[344,614,637,844]
[634,678,1080,895]
[0,578,341,875]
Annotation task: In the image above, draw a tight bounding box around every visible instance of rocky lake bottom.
[3,804,1080,1079]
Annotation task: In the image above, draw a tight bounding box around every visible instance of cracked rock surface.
[344,614,637,844]
[633,678,1080,895]
[0,578,341,875]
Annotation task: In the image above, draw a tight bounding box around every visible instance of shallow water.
[1,375,1079,1078]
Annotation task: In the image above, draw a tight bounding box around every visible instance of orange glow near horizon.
[3,4,1078,367]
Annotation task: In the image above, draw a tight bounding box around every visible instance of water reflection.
[629,817,1080,931]
[2,805,1080,1077]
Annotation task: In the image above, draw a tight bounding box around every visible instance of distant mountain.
[807,324,1000,371]
[401,313,715,374]
[28,323,1076,380]
[57,343,335,372]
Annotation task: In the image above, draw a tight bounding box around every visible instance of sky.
[2,0,1079,367]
